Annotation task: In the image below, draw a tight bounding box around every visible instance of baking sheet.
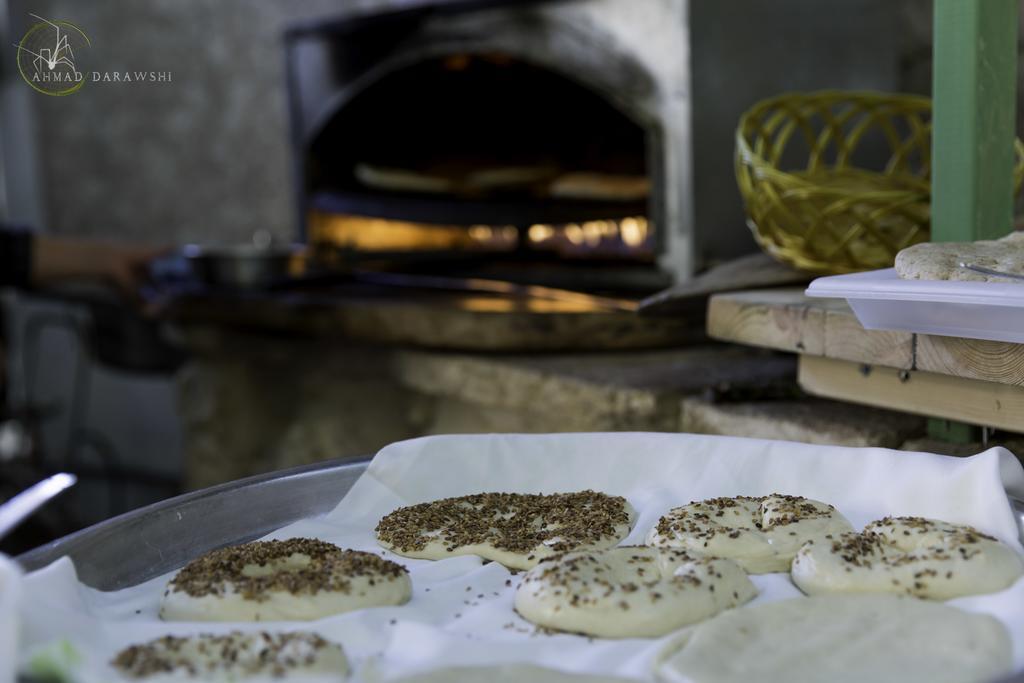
[806,268,1024,343]
[15,433,1024,682]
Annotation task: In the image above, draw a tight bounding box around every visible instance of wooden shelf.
[708,289,1024,429]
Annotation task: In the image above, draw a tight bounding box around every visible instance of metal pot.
[182,243,300,290]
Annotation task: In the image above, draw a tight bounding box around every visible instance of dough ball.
[654,594,1011,683]
[391,664,634,682]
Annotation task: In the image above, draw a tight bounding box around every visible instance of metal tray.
[16,457,368,590]
[13,456,1024,683]
[16,456,1024,590]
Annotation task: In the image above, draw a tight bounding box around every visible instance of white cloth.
[0,553,22,683]
[15,433,1024,681]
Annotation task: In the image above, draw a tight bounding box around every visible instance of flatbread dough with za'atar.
[791,516,1024,599]
[895,231,1024,283]
[375,490,636,570]
[111,631,349,681]
[647,494,852,573]
[160,538,411,622]
[515,546,756,638]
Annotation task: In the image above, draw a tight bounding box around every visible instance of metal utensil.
[182,243,299,290]
[958,262,1024,281]
[16,460,364,589]
[0,473,76,541]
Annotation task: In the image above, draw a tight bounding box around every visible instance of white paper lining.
[14,433,1024,682]
[1,554,22,683]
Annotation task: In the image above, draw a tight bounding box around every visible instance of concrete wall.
[0,0,45,226]
[5,0,358,245]
[689,0,910,265]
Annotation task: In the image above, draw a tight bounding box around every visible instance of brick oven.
[284,0,692,293]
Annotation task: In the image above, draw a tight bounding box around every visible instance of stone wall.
[8,0,925,270]
[174,335,927,490]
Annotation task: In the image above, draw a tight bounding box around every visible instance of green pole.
[928,0,1017,443]
[931,0,1018,242]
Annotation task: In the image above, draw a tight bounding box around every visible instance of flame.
[468,224,494,241]
[527,217,648,248]
[565,223,584,245]
[620,217,646,247]
[309,211,517,251]
[528,224,555,242]
[457,295,606,313]
[308,211,650,255]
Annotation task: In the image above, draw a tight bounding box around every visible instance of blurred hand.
[32,236,171,305]
[94,243,170,300]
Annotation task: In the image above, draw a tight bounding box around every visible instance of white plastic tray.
[806,268,1024,343]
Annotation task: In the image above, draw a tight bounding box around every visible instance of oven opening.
[305,53,654,264]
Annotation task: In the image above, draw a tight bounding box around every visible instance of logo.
[13,14,90,96]
[12,14,172,95]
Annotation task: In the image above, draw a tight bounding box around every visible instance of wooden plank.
[917,334,1024,386]
[707,289,829,355]
[707,290,913,368]
[798,356,1024,432]
[931,0,1018,242]
[821,307,914,370]
[709,290,1024,386]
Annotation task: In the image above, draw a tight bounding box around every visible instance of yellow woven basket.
[735,90,1024,274]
